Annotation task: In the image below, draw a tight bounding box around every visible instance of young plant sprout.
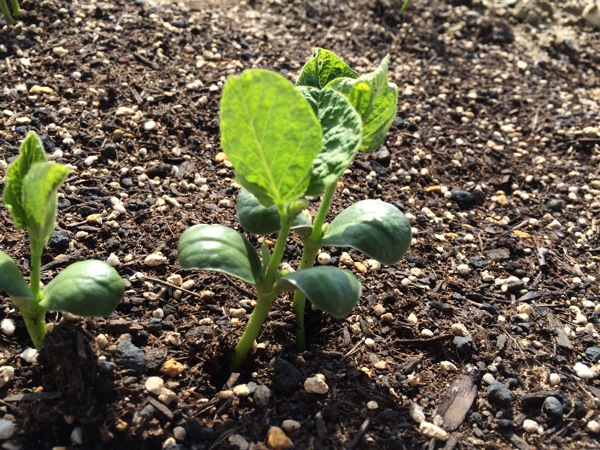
[0,132,124,349]
[0,0,20,24]
[178,49,412,371]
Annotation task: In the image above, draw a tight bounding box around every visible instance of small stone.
[114,339,146,374]
[421,329,434,338]
[482,373,496,385]
[228,433,249,450]
[373,304,386,316]
[542,396,564,419]
[96,333,109,350]
[144,252,168,266]
[106,253,121,267]
[548,373,561,386]
[574,362,595,379]
[364,337,376,348]
[167,274,183,286]
[451,323,469,336]
[381,312,395,324]
[233,384,251,397]
[453,336,474,357]
[367,400,379,410]
[158,388,177,405]
[1,318,15,336]
[271,358,302,397]
[487,381,512,408]
[366,259,381,271]
[317,252,331,265]
[587,420,600,434]
[522,419,540,434]
[160,359,185,377]
[409,403,426,423]
[162,437,176,449]
[29,85,54,95]
[407,313,418,325]
[53,46,69,56]
[145,376,164,395]
[419,421,449,440]
[71,426,83,445]
[281,419,301,431]
[516,60,528,70]
[267,426,293,450]
[254,384,272,406]
[229,308,246,319]
[0,366,15,388]
[20,347,38,364]
[340,252,354,266]
[116,106,136,116]
[0,419,15,439]
[173,426,186,441]
[440,361,457,372]
[144,120,157,131]
[304,374,329,394]
[456,264,471,275]
[354,261,367,274]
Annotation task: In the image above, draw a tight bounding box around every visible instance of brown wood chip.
[436,365,478,431]
[546,312,574,350]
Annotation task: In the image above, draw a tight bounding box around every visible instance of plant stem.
[232,210,295,371]
[24,240,46,349]
[9,0,19,17]
[0,0,14,24]
[292,182,338,351]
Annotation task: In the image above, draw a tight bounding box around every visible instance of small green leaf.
[327,55,398,152]
[298,87,362,196]
[322,200,412,265]
[296,48,359,89]
[3,132,47,229]
[40,260,124,316]
[178,224,263,286]
[0,250,32,309]
[277,266,361,318]
[236,188,312,236]
[22,162,70,246]
[220,69,322,207]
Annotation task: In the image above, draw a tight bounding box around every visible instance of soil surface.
[1,0,600,449]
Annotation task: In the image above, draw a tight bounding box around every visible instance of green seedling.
[0,132,124,348]
[0,0,20,24]
[178,49,411,371]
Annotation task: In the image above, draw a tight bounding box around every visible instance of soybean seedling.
[0,0,20,24]
[0,132,124,348]
[178,49,411,370]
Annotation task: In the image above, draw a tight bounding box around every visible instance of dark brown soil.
[1,0,599,449]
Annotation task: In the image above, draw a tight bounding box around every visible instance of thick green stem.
[232,210,295,371]
[0,0,14,24]
[292,182,338,351]
[8,0,19,17]
[25,240,47,348]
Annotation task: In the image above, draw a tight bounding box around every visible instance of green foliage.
[178,50,411,370]
[0,132,124,349]
[0,0,20,25]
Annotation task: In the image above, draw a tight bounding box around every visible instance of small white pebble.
[317,252,331,265]
[522,419,541,434]
[340,252,354,267]
[20,347,38,364]
[282,419,301,431]
[228,433,249,450]
[173,426,186,441]
[421,329,434,338]
[71,426,83,445]
[367,400,379,410]
[145,376,164,395]
[574,313,588,325]
[152,308,165,319]
[106,253,121,267]
[587,420,600,434]
[451,323,469,336]
[304,374,329,394]
[364,338,376,348]
[144,252,168,267]
[158,388,177,405]
[366,259,381,271]
[517,304,534,315]
[409,403,426,423]
[254,384,272,406]
[548,373,561,386]
[1,318,16,336]
[440,361,457,372]
[407,313,418,325]
[0,366,15,388]
[419,421,449,440]
[456,264,471,275]
[233,384,252,397]
[482,373,495,385]
[0,419,16,440]
[373,304,386,316]
[574,362,595,379]
[144,120,157,131]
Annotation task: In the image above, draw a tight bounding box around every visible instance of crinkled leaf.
[327,55,398,152]
[40,260,124,316]
[298,87,362,196]
[0,250,32,309]
[296,48,358,88]
[220,69,322,207]
[3,132,47,229]
[322,200,411,265]
[277,266,361,318]
[178,224,262,286]
[236,188,312,236]
[22,162,70,246]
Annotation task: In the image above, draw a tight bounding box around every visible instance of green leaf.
[322,200,412,265]
[236,188,313,236]
[277,266,361,318]
[3,132,48,229]
[220,69,323,207]
[40,260,124,316]
[296,48,359,88]
[178,224,263,286]
[22,162,70,246]
[327,55,398,152]
[0,250,32,309]
[298,87,362,196]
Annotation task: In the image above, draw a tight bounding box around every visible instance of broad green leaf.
[327,55,398,152]
[276,266,361,318]
[296,48,359,88]
[220,69,322,207]
[298,87,362,196]
[22,162,70,246]
[40,260,124,316]
[236,188,313,236]
[322,200,411,265]
[0,250,32,309]
[3,132,47,229]
[178,224,262,286]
